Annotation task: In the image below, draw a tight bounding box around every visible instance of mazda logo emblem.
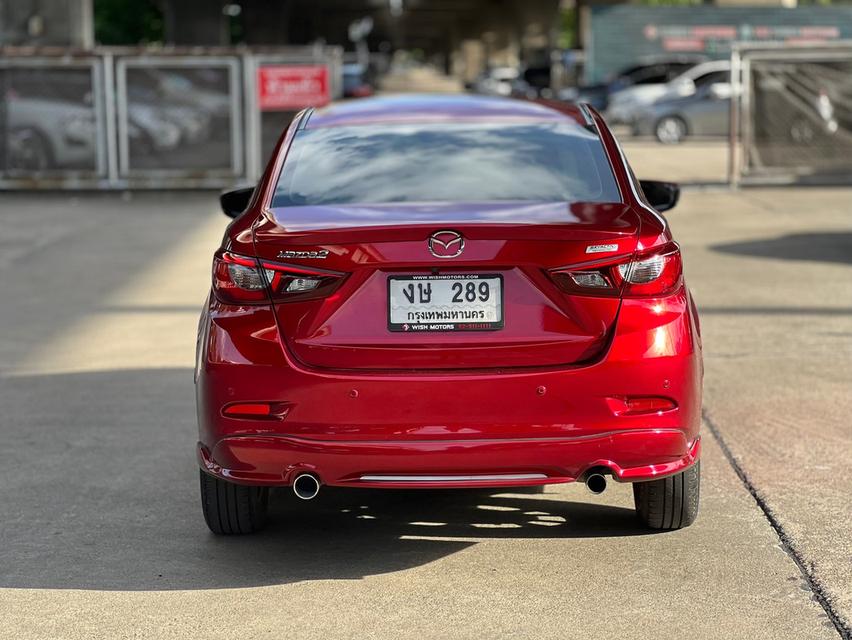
[428,230,464,259]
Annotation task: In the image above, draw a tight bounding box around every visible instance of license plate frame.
[387,274,504,333]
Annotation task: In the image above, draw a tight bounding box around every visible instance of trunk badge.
[585,243,619,254]
[276,249,329,259]
[428,230,464,259]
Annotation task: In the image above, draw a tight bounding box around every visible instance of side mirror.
[639,180,680,213]
[220,186,255,218]
[708,82,733,100]
[674,79,696,96]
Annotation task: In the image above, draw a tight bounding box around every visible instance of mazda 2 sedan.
[196,95,702,534]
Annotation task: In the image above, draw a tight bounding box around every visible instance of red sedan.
[196,95,702,534]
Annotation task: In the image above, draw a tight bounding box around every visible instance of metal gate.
[730,42,852,185]
[0,45,343,189]
[0,53,108,185]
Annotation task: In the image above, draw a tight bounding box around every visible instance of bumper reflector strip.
[359,474,547,482]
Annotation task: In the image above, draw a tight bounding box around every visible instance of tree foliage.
[94,0,164,45]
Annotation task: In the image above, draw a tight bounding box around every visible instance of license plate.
[388,274,503,332]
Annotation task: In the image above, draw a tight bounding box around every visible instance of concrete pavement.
[667,186,852,636]
[622,139,730,185]
[0,187,849,639]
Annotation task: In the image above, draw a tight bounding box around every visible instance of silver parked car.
[6,96,98,171]
[632,75,733,144]
[606,60,730,127]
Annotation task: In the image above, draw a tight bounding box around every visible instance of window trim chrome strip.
[578,102,596,129]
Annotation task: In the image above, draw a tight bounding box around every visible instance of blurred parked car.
[632,81,733,144]
[342,63,374,98]
[472,66,519,96]
[131,69,232,122]
[6,95,97,171]
[127,85,211,144]
[126,102,182,154]
[772,68,852,144]
[560,55,707,111]
[510,78,539,99]
[606,60,730,126]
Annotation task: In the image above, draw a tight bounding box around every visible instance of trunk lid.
[254,201,640,371]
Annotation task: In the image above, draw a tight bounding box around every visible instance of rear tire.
[633,461,700,530]
[199,470,269,535]
[655,116,688,144]
[8,127,53,171]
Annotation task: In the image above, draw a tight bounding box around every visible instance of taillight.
[213,252,268,304]
[550,242,682,298]
[212,250,345,304]
[618,244,682,296]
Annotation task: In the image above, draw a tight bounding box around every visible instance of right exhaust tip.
[293,473,321,500]
[586,473,607,495]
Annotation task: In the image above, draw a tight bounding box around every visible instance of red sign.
[257,65,330,111]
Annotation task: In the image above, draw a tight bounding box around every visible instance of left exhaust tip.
[586,473,607,495]
[293,473,321,500]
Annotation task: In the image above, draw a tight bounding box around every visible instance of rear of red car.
[195,96,702,534]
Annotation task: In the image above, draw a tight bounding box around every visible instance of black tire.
[633,462,700,530]
[654,116,688,145]
[199,469,269,535]
[8,127,54,171]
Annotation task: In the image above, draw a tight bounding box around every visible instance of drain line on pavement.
[703,409,850,640]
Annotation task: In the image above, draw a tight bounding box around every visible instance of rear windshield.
[271,122,620,207]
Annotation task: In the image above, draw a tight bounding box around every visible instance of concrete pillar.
[456,38,487,84]
[514,0,561,66]
[74,0,94,48]
[0,0,93,47]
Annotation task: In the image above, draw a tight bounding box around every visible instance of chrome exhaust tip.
[586,473,607,495]
[293,473,321,500]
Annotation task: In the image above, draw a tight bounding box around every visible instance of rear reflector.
[223,403,271,416]
[222,402,290,420]
[607,396,677,416]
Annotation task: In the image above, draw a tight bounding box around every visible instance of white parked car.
[472,67,520,97]
[605,60,731,126]
[6,96,98,171]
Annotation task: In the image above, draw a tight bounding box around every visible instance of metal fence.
[0,45,343,189]
[730,42,852,185]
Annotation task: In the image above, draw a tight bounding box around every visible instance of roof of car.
[678,59,731,78]
[306,94,586,129]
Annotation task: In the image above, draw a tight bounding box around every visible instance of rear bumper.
[195,288,703,489]
[199,432,701,488]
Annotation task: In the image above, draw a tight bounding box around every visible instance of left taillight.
[212,250,345,304]
[549,242,683,298]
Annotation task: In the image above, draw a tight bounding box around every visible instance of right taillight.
[550,242,682,298]
[617,243,682,296]
[212,250,345,304]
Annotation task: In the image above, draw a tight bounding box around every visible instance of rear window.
[271,122,620,207]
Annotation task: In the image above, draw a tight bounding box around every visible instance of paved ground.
[622,138,730,185]
[0,179,849,639]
